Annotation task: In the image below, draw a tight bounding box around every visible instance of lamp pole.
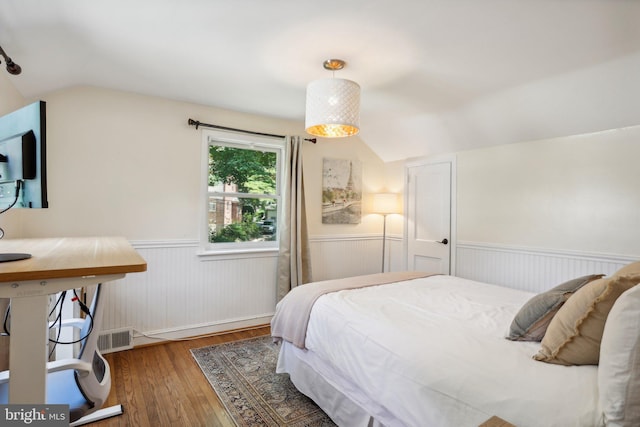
[373,192,399,274]
[381,213,387,273]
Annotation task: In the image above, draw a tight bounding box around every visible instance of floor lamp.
[372,193,399,273]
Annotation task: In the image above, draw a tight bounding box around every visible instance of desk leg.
[9,295,48,404]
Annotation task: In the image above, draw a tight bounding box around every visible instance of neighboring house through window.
[200,129,284,253]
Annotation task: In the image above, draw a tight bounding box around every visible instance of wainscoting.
[101,240,278,347]
[456,241,637,293]
[101,235,396,347]
[100,237,637,349]
[309,234,404,280]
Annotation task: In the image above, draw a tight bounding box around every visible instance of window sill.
[197,246,279,261]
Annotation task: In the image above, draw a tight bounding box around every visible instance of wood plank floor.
[93,325,271,427]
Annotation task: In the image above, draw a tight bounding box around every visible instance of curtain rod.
[188,118,316,143]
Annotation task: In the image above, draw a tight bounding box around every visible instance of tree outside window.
[205,135,282,248]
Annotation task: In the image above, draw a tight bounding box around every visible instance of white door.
[406,161,452,274]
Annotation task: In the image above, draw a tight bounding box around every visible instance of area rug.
[191,335,336,426]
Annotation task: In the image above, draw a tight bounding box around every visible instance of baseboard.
[131,314,273,348]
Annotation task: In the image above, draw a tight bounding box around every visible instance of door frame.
[403,153,457,274]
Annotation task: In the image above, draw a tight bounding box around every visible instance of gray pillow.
[506,274,604,341]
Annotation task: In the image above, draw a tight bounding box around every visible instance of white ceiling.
[1,0,639,162]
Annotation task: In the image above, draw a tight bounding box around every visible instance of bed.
[271,265,640,427]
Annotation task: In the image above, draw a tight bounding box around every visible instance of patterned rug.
[191,335,336,426]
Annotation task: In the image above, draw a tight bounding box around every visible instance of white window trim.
[198,128,285,256]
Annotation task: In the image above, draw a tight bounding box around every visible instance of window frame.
[199,129,285,256]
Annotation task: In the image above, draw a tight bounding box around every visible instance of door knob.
[437,238,448,245]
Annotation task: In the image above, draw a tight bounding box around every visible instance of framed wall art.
[322,158,362,224]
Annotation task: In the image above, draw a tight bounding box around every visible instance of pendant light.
[305,59,360,138]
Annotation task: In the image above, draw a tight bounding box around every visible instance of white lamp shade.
[305,78,360,138]
[372,193,399,215]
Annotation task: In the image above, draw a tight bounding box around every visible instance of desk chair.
[0,284,122,425]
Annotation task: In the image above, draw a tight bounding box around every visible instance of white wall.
[3,78,638,342]
[449,125,640,292]
[3,85,394,341]
[0,73,24,116]
[20,86,293,239]
[0,73,26,238]
[301,144,405,279]
[456,125,640,257]
[15,80,639,341]
[0,73,25,369]
[16,85,392,243]
[304,136,390,238]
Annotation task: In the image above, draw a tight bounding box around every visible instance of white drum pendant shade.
[305,78,360,138]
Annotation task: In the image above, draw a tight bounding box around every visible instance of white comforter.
[298,275,602,427]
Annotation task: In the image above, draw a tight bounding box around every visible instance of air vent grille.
[97,328,133,354]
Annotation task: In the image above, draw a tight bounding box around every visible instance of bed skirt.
[277,341,386,427]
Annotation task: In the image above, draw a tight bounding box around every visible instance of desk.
[0,237,147,404]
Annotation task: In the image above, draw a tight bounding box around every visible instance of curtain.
[276,136,312,300]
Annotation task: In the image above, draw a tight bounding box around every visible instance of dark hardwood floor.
[94,325,271,427]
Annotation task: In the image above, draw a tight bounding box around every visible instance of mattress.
[277,275,603,427]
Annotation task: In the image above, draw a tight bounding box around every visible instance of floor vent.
[98,328,134,354]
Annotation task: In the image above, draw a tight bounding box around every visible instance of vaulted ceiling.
[1,0,639,162]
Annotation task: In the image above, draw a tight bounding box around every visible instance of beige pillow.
[613,260,640,278]
[533,274,640,365]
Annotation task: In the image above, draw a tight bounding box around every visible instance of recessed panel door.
[406,162,451,274]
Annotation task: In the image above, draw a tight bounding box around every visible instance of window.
[201,129,285,253]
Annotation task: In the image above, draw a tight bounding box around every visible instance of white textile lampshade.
[372,193,399,215]
[305,77,360,138]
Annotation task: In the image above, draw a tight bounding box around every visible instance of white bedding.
[277,275,603,427]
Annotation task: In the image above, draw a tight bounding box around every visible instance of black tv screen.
[0,100,47,210]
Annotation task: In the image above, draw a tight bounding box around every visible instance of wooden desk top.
[0,236,147,283]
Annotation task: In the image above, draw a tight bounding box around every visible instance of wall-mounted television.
[0,100,47,210]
